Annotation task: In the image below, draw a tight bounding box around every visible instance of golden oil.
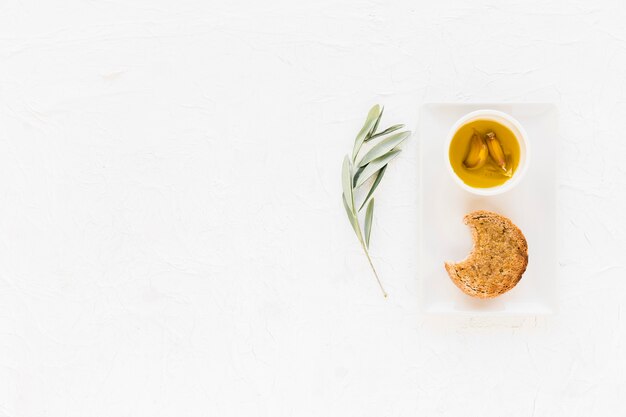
[449,119,520,188]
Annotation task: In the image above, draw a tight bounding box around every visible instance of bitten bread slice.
[444,210,528,298]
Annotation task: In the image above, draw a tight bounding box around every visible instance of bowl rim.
[446,109,530,196]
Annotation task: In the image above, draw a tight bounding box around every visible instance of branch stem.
[354,216,387,298]
[361,242,387,298]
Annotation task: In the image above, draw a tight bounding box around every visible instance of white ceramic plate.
[419,103,557,316]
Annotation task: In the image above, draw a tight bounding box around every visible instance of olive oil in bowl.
[449,119,521,189]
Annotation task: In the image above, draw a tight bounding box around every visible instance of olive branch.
[341,105,410,297]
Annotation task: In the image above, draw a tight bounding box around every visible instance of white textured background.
[1,0,626,416]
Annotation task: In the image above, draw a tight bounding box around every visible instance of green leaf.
[342,155,353,211]
[357,131,410,167]
[352,105,381,161]
[367,124,405,141]
[359,165,386,211]
[342,193,361,239]
[352,165,364,188]
[354,149,401,188]
[364,199,374,248]
[370,106,384,138]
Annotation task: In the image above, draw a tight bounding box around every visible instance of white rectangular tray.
[419,103,557,315]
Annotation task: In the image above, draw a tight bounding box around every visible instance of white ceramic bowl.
[446,109,530,196]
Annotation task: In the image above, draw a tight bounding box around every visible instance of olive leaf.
[364,199,374,248]
[366,124,404,141]
[357,131,410,167]
[359,165,386,212]
[341,104,411,298]
[352,165,365,188]
[342,193,360,237]
[354,149,401,188]
[342,156,354,211]
[351,105,381,161]
[370,107,384,139]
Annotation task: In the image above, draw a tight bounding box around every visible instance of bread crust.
[444,210,528,298]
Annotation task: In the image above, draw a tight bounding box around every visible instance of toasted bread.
[444,210,528,298]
